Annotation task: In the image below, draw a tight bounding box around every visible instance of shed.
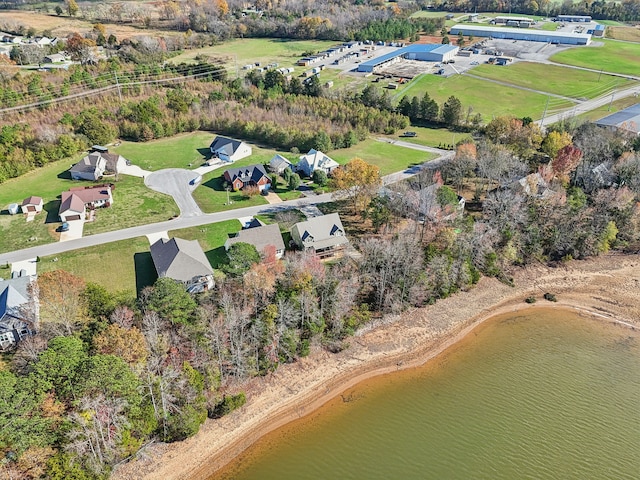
[7,204,19,215]
[21,196,44,214]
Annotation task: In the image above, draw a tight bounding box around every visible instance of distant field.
[551,39,640,77]
[399,73,573,122]
[606,26,640,42]
[596,20,626,26]
[168,38,336,68]
[39,237,154,295]
[470,62,634,100]
[331,138,436,175]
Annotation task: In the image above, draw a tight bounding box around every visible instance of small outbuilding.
[7,203,19,215]
[21,196,44,214]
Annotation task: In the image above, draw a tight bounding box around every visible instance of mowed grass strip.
[551,39,640,77]
[331,138,436,175]
[381,126,472,149]
[38,237,155,295]
[470,62,633,99]
[169,219,242,268]
[399,73,573,121]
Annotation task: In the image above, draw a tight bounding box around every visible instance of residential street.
[144,168,204,217]
[0,148,450,265]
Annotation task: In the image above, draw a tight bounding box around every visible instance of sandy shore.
[111,254,640,480]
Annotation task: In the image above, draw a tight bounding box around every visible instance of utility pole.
[114,71,123,103]
[540,95,550,126]
[608,91,615,111]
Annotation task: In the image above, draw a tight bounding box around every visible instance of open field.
[331,138,436,175]
[381,126,472,149]
[551,39,640,77]
[470,62,635,100]
[576,96,640,123]
[168,38,336,68]
[399,73,572,121]
[169,219,242,268]
[606,26,640,42]
[38,236,155,295]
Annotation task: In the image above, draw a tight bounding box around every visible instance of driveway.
[119,164,151,178]
[59,220,84,242]
[144,168,204,218]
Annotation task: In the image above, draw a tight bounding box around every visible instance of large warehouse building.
[449,25,592,45]
[595,103,640,135]
[357,44,459,73]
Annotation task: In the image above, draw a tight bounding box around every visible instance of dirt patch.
[607,26,640,42]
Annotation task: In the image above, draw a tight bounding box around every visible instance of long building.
[357,44,459,73]
[449,25,592,45]
[595,103,640,135]
[557,14,592,22]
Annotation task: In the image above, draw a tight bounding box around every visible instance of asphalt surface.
[0,147,450,265]
[144,168,204,217]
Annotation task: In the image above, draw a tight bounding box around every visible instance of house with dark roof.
[150,237,214,292]
[21,196,43,214]
[58,184,113,222]
[210,136,252,162]
[290,213,349,258]
[225,223,286,259]
[268,154,293,175]
[223,164,271,191]
[297,149,339,177]
[70,151,127,180]
[0,275,37,350]
[594,103,640,135]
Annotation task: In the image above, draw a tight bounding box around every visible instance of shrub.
[209,392,247,418]
[543,292,557,302]
[525,296,536,304]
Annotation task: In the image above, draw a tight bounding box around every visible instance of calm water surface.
[212,309,640,480]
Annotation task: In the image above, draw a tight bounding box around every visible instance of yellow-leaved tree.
[330,157,381,214]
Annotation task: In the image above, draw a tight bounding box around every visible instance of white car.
[470,61,479,65]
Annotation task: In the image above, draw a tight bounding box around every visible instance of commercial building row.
[356,44,459,73]
[449,25,592,45]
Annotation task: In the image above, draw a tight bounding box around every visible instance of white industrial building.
[357,44,459,73]
[449,25,592,45]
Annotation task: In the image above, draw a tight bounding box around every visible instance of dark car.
[60,222,70,232]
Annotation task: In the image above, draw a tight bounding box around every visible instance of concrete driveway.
[59,220,84,242]
[144,168,204,218]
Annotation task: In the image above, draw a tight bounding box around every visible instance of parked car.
[470,61,479,65]
[60,222,70,232]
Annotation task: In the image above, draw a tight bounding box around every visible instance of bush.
[209,392,247,418]
[543,292,557,302]
[525,296,537,304]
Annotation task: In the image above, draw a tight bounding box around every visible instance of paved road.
[144,168,204,217]
[377,138,454,185]
[0,148,451,265]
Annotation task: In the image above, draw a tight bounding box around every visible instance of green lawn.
[113,132,214,171]
[577,96,640,122]
[551,39,640,77]
[381,126,472,149]
[398,73,574,122]
[38,237,154,295]
[168,38,336,68]
[331,138,436,175]
[169,219,242,268]
[470,62,634,100]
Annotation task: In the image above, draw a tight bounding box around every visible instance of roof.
[293,213,349,250]
[21,196,42,206]
[226,224,285,253]
[210,136,245,156]
[594,103,640,134]
[269,154,292,170]
[299,149,339,172]
[150,237,213,283]
[0,276,31,323]
[358,44,459,69]
[449,24,592,41]
[66,185,112,204]
[224,164,269,184]
[70,152,105,174]
[59,192,85,214]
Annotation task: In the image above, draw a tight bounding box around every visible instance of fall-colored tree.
[94,324,149,366]
[37,270,87,336]
[541,131,573,159]
[330,157,381,214]
[215,0,229,16]
[66,0,79,17]
[551,144,582,183]
[92,23,106,36]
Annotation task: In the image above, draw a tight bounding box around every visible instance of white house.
[20,196,44,214]
[297,149,339,177]
[210,136,252,162]
[268,154,293,174]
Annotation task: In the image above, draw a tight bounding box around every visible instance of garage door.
[65,215,81,221]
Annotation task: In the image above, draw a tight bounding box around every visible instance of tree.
[442,96,463,126]
[142,277,197,325]
[55,5,63,15]
[420,92,439,122]
[312,169,328,186]
[288,172,301,190]
[457,32,465,47]
[66,0,79,17]
[37,270,87,337]
[93,324,149,366]
[541,130,572,158]
[304,75,322,97]
[224,242,260,276]
[551,144,582,184]
[330,158,382,214]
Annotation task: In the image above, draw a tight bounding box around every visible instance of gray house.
[268,154,293,175]
[290,213,349,258]
[150,237,214,292]
[0,275,37,350]
[210,136,252,162]
[70,151,127,180]
[225,223,286,259]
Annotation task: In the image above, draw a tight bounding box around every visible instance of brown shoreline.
[111,254,640,480]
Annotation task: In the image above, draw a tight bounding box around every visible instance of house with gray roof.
[223,164,271,191]
[297,149,339,177]
[225,223,286,259]
[210,136,252,162]
[268,154,293,175]
[0,275,37,350]
[70,151,127,180]
[290,213,349,258]
[595,103,640,135]
[150,237,214,292]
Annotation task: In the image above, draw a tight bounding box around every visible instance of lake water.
[211,309,640,480]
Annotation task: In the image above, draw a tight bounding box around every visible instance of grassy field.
[606,26,640,42]
[38,237,155,295]
[399,73,573,122]
[169,219,242,268]
[381,126,472,149]
[551,39,640,77]
[331,138,436,175]
[470,62,634,100]
[576,96,640,122]
[168,38,336,68]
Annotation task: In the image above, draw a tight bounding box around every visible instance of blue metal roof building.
[449,25,592,45]
[357,44,459,73]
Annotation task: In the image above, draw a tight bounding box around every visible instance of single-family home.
[44,53,65,63]
[290,213,349,258]
[20,196,44,214]
[59,184,113,222]
[70,150,127,180]
[225,223,286,259]
[150,237,214,292]
[268,154,293,175]
[297,149,339,177]
[210,136,252,162]
[223,164,271,191]
[0,275,37,351]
